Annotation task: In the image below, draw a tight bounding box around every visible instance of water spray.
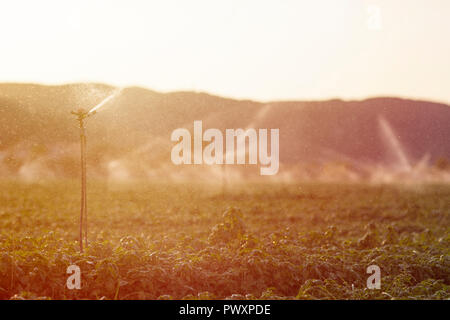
[71,88,123,252]
[378,116,411,171]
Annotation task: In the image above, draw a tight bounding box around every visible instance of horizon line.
[1,81,449,107]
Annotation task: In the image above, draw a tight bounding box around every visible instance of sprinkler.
[71,108,93,252]
[71,88,123,252]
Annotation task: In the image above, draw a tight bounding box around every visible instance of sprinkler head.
[71,108,95,122]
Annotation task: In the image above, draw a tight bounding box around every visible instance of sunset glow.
[0,0,449,102]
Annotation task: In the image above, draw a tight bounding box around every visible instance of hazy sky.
[0,0,449,103]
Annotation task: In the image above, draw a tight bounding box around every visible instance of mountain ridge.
[1,82,449,181]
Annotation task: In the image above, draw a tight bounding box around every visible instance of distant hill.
[0,83,449,182]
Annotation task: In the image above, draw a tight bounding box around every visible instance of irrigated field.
[0,181,449,300]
